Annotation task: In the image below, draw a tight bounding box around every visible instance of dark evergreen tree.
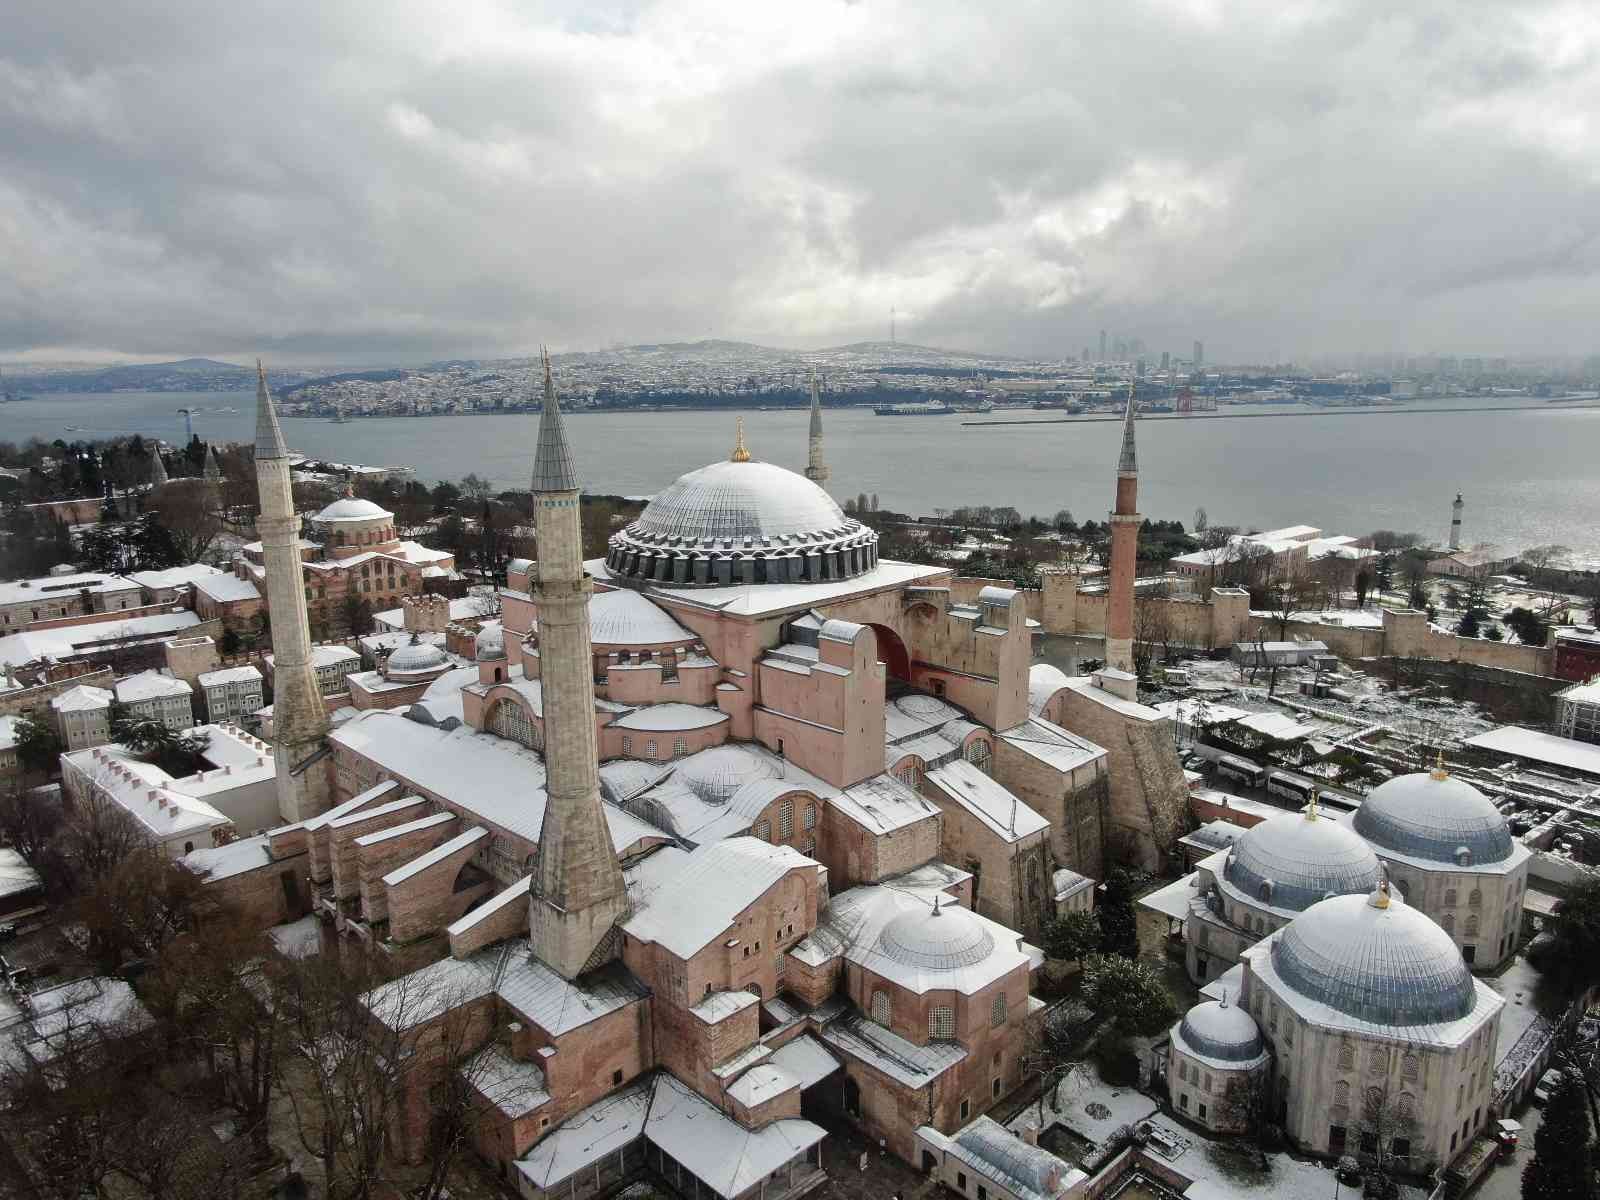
[1521,1073,1593,1200]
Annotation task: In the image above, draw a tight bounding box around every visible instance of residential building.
[50,683,113,751]
[198,664,266,725]
[114,670,195,731]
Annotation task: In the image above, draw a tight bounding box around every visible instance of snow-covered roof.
[821,1013,969,1087]
[266,644,359,669]
[312,495,392,523]
[193,574,261,603]
[63,745,230,840]
[925,1116,1086,1200]
[829,772,940,834]
[623,837,815,960]
[588,588,696,646]
[1173,997,1267,1067]
[0,847,43,900]
[1465,726,1600,777]
[1028,663,1072,716]
[926,759,1049,842]
[50,683,113,712]
[725,1063,797,1108]
[884,692,967,742]
[690,990,758,1026]
[182,834,277,882]
[516,1079,651,1192]
[198,664,263,687]
[127,564,226,590]
[1,611,202,669]
[1220,809,1383,916]
[644,1072,825,1199]
[999,718,1105,773]
[0,572,137,605]
[114,670,192,702]
[609,703,729,732]
[1353,768,1516,865]
[268,914,323,960]
[464,1043,551,1117]
[767,1034,840,1090]
[382,826,486,887]
[1152,698,1252,726]
[587,556,949,619]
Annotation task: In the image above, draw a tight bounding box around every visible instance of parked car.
[1534,1068,1568,1104]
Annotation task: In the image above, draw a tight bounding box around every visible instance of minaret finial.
[731,415,751,463]
[1430,750,1449,781]
[1304,787,1320,821]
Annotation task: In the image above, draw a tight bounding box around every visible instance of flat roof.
[1465,726,1600,777]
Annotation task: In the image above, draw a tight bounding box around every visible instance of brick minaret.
[253,363,334,822]
[1102,383,1141,701]
[804,368,829,489]
[527,351,630,980]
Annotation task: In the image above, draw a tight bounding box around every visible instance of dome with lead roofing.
[1224,809,1384,913]
[1353,768,1513,866]
[385,637,448,676]
[474,624,506,660]
[673,744,781,804]
[1176,997,1265,1063]
[312,495,392,523]
[605,448,878,588]
[876,901,996,971]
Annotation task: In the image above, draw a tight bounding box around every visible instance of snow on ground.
[1010,1063,1156,1147]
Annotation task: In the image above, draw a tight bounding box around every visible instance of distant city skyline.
[3,3,1598,364]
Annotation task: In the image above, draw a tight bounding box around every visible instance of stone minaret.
[804,368,829,489]
[527,351,629,980]
[1102,382,1141,701]
[1449,492,1463,551]
[148,447,169,488]
[203,445,223,485]
[253,363,334,823]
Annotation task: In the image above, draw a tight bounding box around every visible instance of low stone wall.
[0,667,115,720]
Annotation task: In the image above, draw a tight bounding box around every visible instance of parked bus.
[1214,754,1267,790]
[1267,769,1320,805]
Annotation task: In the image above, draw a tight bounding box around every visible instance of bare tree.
[1213,1069,1274,1164]
[1355,1080,1418,1196]
[1020,1005,1081,1126]
[1132,583,1172,678]
[148,478,223,564]
[57,777,146,889]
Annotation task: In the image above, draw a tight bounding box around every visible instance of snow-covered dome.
[475,624,506,661]
[1176,997,1264,1062]
[1353,767,1512,866]
[386,638,448,676]
[1270,886,1476,1026]
[312,495,392,523]
[1225,809,1384,912]
[605,453,878,589]
[673,744,781,804]
[876,901,996,972]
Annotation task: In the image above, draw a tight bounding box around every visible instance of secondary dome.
[474,624,506,660]
[1176,998,1264,1063]
[386,638,448,676]
[1270,887,1476,1026]
[605,452,879,589]
[877,901,996,972]
[1225,810,1384,912]
[313,495,392,523]
[1354,768,1512,865]
[673,744,781,804]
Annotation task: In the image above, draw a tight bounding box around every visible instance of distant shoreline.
[966,399,1600,427]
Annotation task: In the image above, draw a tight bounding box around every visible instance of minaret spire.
[1101,377,1143,700]
[252,361,333,822]
[148,446,169,488]
[804,367,830,488]
[731,415,751,463]
[527,352,630,980]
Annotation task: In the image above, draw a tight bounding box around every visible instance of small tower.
[804,368,829,489]
[253,363,334,823]
[1449,493,1463,551]
[148,447,169,488]
[526,350,630,980]
[203,445,223,485]
[1102,381,1142,701]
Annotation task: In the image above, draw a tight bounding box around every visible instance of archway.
[866,623,911,682]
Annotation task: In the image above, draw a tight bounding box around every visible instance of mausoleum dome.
[1176,998,1264,1063]
[312,495,392,523]
[1225,808,1384,912]
[605,443,878,588]
[386,637,449,677]
[475,624,506,661]
[876,901,996,972]
[1353,767,1512,866]
[1270,886,1476,1026]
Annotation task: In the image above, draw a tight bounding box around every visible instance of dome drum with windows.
[605,428,878,588]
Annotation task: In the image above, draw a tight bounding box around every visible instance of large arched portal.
[866,623,911,683]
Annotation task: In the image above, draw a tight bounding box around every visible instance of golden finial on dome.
[1430,750,1449,781]
[731,415,751,463]
[1373,879,1392,909]
[1304,787,1320,821]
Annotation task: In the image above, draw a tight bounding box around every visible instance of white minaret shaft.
[526,350,630,980]
[804,367,829,488]
[253,363,333,823]
[1449,492,1463,551]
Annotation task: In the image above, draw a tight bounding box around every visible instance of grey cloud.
[1,0,1597,363]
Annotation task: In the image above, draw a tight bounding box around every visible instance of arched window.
[488,700,541,750]
[991,994,1007,1028]
[1368,1047,1388,1076]
[1444,888,1458,908]
[778,800,794,840]
[1338,1043,1355,1070]
[753,820,771,841]
[1465,914,1480,936]
[1441,913,1455,933]
[803,803,816,831]
[1402,1054,1419,1082]
[965,739,992,775]
[1333,1080,1350,1107]
[870,991,890,1026]
[1468,888,1483,909]
[929,1006,955,1039]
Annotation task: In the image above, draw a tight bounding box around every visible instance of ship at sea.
[873,400,955,416]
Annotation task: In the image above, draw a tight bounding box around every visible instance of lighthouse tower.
[526,351,631,979]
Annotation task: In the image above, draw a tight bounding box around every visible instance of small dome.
[1177,998,1264,1062]
[1225,810,1384,912]
[386,638,448,675]
[877,901,996,972]
[475,625,506,660]
[313,496,393,523]
[1354,769,1513,865]
[673,744,780,804]
[1271,887,1476,1026]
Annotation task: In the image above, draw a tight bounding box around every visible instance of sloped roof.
[622,837,815,959]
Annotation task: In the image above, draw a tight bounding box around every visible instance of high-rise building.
[1160,350,1170,370]
[1193,340,1204,368]
[253,365,334,823]
[526,351,631,980]
[1099,329,1107,362]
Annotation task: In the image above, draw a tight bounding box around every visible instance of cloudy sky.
[3,0,1597,364]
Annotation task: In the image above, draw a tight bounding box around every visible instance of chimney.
[1022,1124,1039,1146]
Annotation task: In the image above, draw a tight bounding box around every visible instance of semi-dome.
[312,495,393,523]
[475,624,506,660]
[673,744,781,804]
[877,901,996,972]
[1270,886,1476,1026]
[386,637,449,676]
[1353,767,1512,866]
[605,451,879,589]
[1176,997,1264,1063]
[1225,809,1384,912]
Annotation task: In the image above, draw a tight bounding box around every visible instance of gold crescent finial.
[1430,750,1448,781]
[731,415,751,463]
[1304,787,1319,821]
[1374,879,1391,909]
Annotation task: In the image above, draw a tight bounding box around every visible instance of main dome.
[877,902,996,972]
[1224,810,1384,912]
[1270,888,1476,1026]
[1353,770,1513,865]
[605,458,879,588]
[1176,998,1265,1062]
[312,496,392,523]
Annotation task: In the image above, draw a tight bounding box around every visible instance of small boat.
[874,401,955,416]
